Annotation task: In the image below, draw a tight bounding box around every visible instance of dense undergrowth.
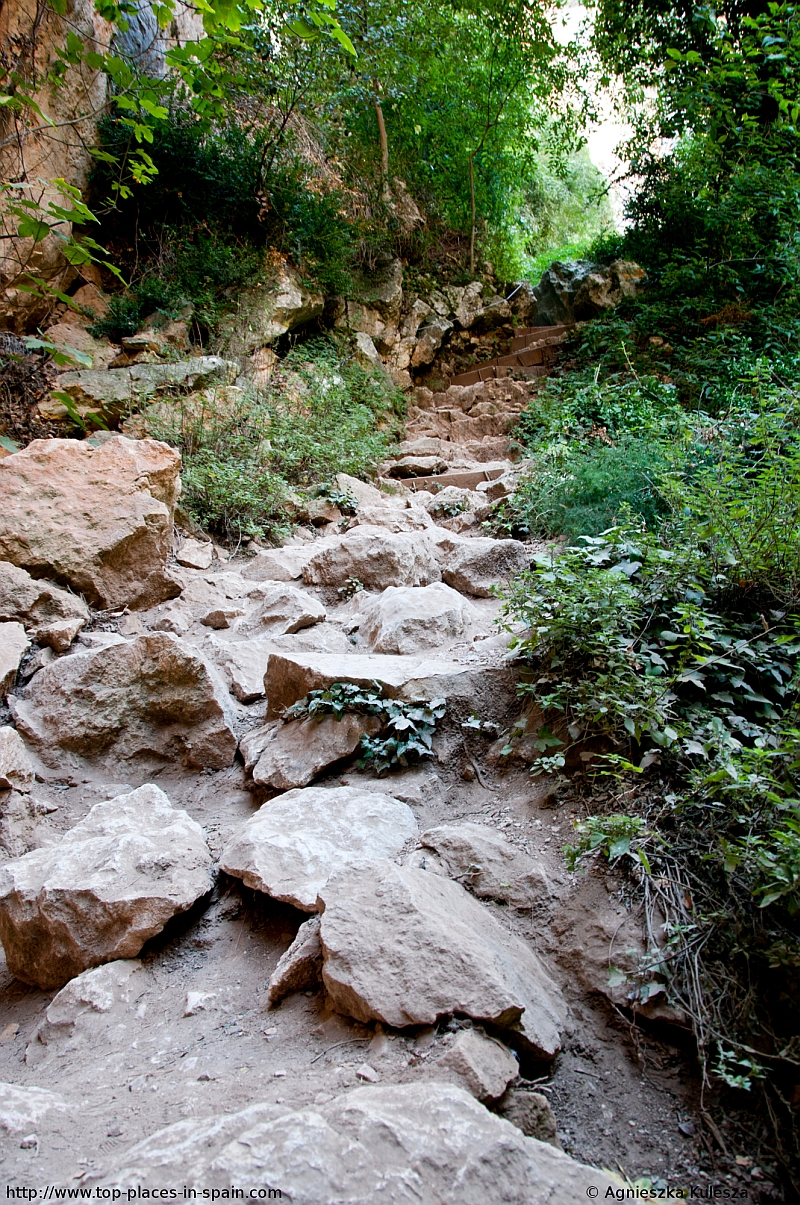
[140,338,403,542]
[498,276,800,1177]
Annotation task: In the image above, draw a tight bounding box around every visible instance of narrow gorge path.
[0,339,734,1200]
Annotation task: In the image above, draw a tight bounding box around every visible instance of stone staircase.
[446,324,573,387]
[383,323,573,492]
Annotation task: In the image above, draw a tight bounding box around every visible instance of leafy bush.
[140,338,402,541]
[286,681,447,773]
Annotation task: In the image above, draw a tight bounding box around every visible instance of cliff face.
[0,0,203,331]
[0,0,111,328]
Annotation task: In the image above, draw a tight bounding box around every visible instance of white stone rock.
[0,1082,68,1134]
[206,634,277,703]
[0,436,182,610]
[0,784,214,988]
[435,1027,519,1101]
[333,473,383,508]
[184,991,217,1017]
[319,860,565,1058]
[0,622,29,695]
[10,632,236,771]
[236,583,326,636]
[358,582,481,654]
[0,561,89,650]
[241,545,322,583]
[302,525,440,590]
[220,787,418,912]
[263,649,515,724]
[32,959,149,1049]
[248,715,382,792]
[441,536,531,597]
[420,823,550,907]
[96,1081,618,1201]
[267,916,322,1007]
[0,726,35,791]
[176,538,213,570]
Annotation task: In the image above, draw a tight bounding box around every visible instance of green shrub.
[141,338,402,541]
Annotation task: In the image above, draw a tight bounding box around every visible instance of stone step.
[404,466,506,492]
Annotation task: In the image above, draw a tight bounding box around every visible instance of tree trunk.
[469,152,477,275]
[372,80,390,202]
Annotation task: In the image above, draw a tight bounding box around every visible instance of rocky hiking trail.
[0,343,729,1200]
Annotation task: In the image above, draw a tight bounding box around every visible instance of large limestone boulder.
[440,536,530,597]
[10,633,237,770]
[206,634,277,703]
[359,582,480,654]
[220,787,417,911]
[531,259,645,326]
[0,622,28,696]
[30,959,150,1056]
[263,649,516,723]
[0,436,182,609]
[96,1080,618,1200]
[302,525,440,590]
[241,545,323,583]
[247,714,382,791]
[419,823,550,908]
[0,561,89,650]
[0,784,214,989]
[318,860,566,1057]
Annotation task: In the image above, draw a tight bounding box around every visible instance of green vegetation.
[286,681,447,773]
[142,338,403,541]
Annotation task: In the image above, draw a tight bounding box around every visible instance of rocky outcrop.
[0,436,182,610]
[530,260,645,326]
[222,265,324,355]
[0,784,214,989]
[46,357,236,424]
[0,561,89,650]
[318,860,566,1058]
[11,633,237,771]
[358,582,481,654]
[96,1081,617,1200]
[220,787,418,911]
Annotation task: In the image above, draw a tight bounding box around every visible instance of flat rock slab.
[440,536,530,597]
[220,787,417,912]
[0,1082,68,1134]
[0,622,29,696]
[96,1081,617,1201]
[249,714,382,791]
[419,823,550,908]
[0,436,182,610]
[264,649,515,723]
[176,538,213,570]
[302,525,440,589]
[0,784,214,989]
[241,545,323,583]
[359,582,481,654]
[319,860,565,1058]
[11,632,236,771]
[0,561,88,650]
